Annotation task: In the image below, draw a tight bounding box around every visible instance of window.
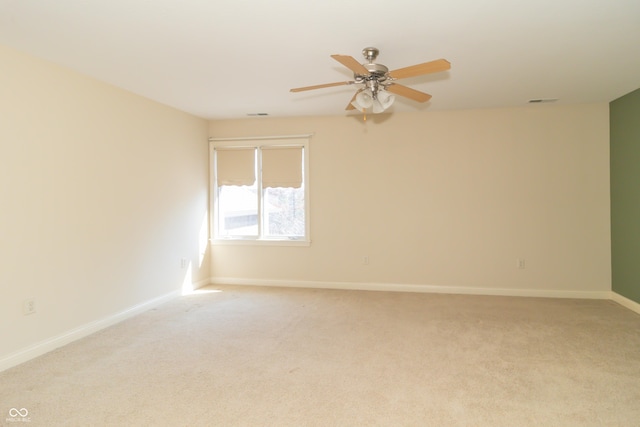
[210,136,310,245]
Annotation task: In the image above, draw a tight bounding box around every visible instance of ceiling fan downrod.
[362,47,379,62]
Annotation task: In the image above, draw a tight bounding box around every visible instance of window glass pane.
[264,184,305,237]
[218,184,258,237]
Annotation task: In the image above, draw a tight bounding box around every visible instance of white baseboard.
[209,277,611,300]
[0,290,181,373]
[610,291,640,315]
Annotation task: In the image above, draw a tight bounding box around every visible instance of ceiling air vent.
[528,98,558,104]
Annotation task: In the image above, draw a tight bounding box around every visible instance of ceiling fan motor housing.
[362,63,388,78]
[358,47,388,82]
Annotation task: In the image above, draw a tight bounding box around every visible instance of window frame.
[209,135,311,246]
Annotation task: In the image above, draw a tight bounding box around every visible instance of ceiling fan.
[290,47,451,114]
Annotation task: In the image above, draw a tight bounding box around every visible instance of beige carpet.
[1,285,640,426]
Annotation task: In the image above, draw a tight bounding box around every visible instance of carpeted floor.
[1,285,640,426]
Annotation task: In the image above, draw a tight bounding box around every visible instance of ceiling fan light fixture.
[352,90,374,110]
[372,90,395,113]
[352,88,395,113]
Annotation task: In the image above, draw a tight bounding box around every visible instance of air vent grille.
[528,98,558,104]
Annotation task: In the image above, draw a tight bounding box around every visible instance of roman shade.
[215,148,255,187]
[261,146,303,188]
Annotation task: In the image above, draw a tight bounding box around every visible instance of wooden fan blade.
[290,81,353,92]
[386,84,432,103]
[388,59,451,80]
[331,54,370,75]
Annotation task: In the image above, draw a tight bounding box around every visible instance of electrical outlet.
[362,256,370,265]
[517,258,526,269]
[23,298,36,315]
[180,258,188,269]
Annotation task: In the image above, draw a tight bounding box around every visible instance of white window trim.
[209,135,311,246]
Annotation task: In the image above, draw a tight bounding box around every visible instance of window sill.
[211,238,311,247]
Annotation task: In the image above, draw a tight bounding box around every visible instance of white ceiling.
[1,0,639,120]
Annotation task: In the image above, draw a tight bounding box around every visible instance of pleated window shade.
[261,146,303,188]
[215,148,256,186]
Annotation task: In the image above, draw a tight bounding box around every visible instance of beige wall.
[210,104,611,295]
[0,45,209,364]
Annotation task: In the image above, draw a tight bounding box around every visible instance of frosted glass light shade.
[351,89,395,113]
[372,90,395,113]
[352,90,374,110]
